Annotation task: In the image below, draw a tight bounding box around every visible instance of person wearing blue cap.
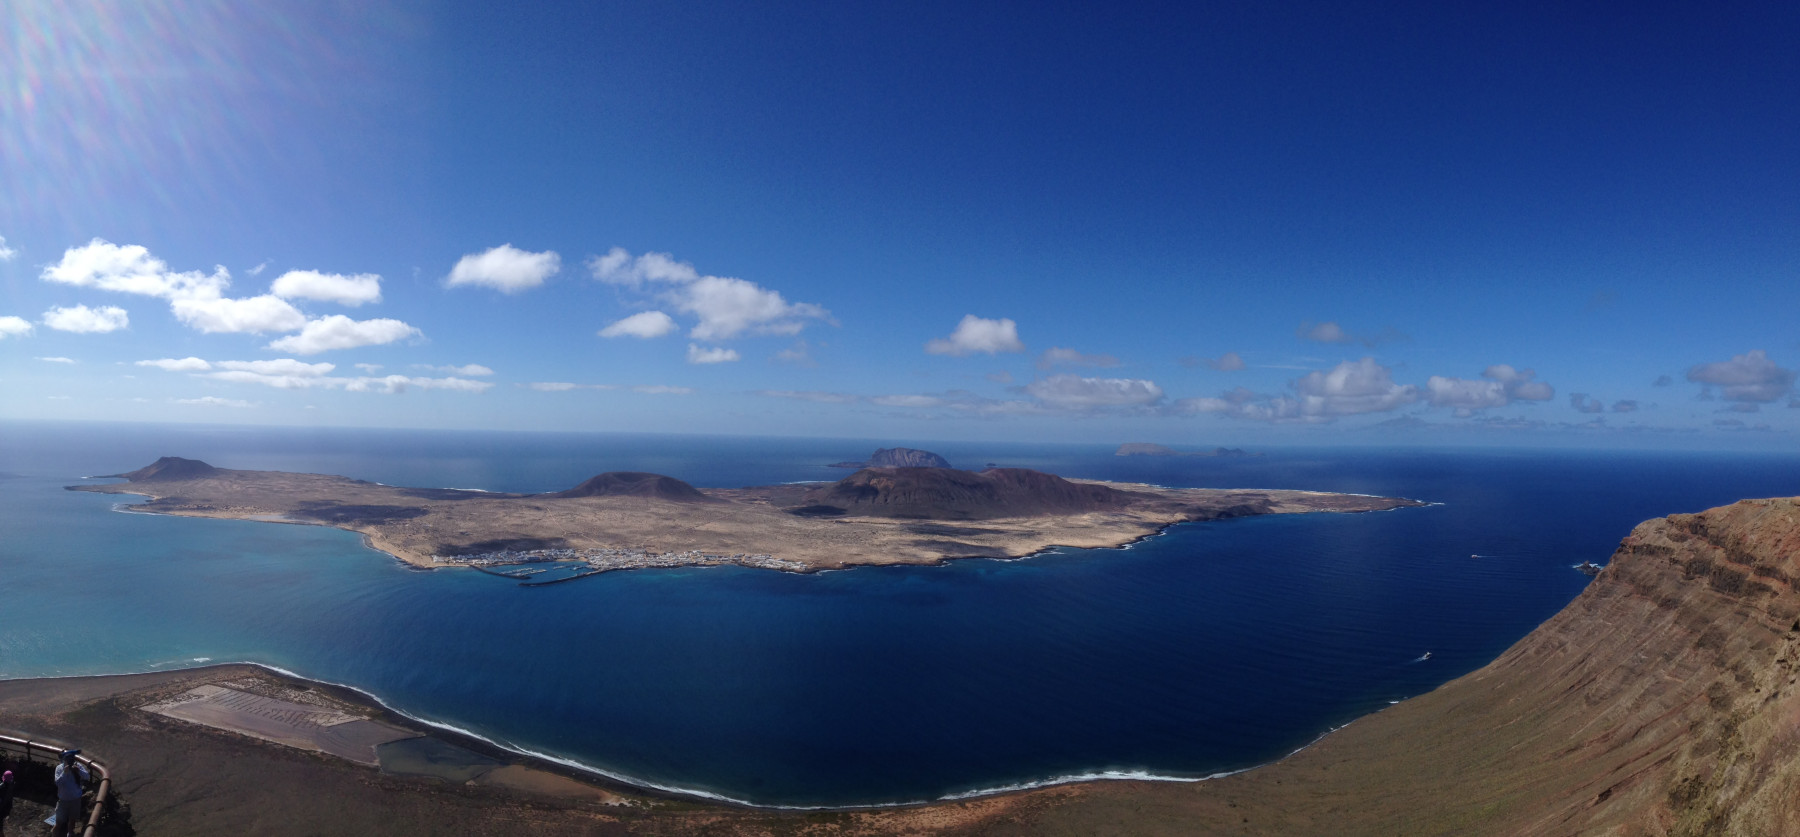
[51,750,88,837]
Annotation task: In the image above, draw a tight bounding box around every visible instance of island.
[826,446,953,469]
[1115,442,1258,457]
[68,456,1421,577]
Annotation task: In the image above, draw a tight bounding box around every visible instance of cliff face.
[1038,495,1800,835]
[1470,496,1800,834]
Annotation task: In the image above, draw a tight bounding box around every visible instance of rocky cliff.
[962,495,1800,835]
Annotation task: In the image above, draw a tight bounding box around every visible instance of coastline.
[0,659,1333,813]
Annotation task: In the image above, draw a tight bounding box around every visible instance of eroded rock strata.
[974,496,1800,835]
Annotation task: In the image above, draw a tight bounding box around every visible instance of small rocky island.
[827,446,953,469]
[1115,443,1256,457]
[71,456,1420,577]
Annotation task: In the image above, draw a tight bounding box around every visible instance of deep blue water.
[3,421,1799,806]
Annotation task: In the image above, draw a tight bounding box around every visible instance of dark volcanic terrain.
[800,466,1147,519]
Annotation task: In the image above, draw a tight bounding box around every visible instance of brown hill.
[797,467,1143,520]
[549,471,717,503]
[111,456,220,482]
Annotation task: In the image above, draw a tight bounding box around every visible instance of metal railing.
[0,733,112,837]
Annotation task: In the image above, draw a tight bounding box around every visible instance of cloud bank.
[271,270,382,306]
[267,315,420,354]
[589,248,831,340]
[1687,350,1795,406]
[1179,358,1418,422]
[0,316,32,338]
[43,304,129,333]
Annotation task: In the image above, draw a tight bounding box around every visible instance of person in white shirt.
[51,750,89,837]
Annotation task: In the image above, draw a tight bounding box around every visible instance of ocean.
[2,421,1797,806]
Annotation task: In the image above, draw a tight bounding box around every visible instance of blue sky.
[3,1,1797,448]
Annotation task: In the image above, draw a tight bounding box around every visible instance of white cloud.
[1481,365,1554,401]
[1426,365,1555,416]
[43,304,129,333]
[42,239,229,300]
[682,276,827,340]
[247,261,270,276]
[631,385,693,395]
[137,354,486,395]
[0,316,33,338]
[171,294,308,334]
[926,315,1024,356]
[1568,393,1604,414]
[344,375,492,394]
[138,357,212,372]
[271,270,382,306]
[446,244,560,293]
[869,394,946,408]
[207,370,331,389]
[774,340,815,365]
[37,356,76,364]
[687,344,740,364]
[176,396,256,408]
[355,363,383,373]
[267,316,421,354]
[1290,359,1418,414]
[1687,350,1796,404]
[523,382,622,392]
[758,390,863,404]
[1299,321,1353,344]
[588,247,700,285]
[1426,376,1507,412]
[218,359,335,377]
[588,249,831,340]
[0,235,15,260]
[413,363,494,376]
[1296,321,1406,348]
[1025,375,1164,409]
[1180,358,1418,423]
[1206,352,1247,371]
[1037,347,1120,370]
[37,240,332,338]
[599,310,678,339]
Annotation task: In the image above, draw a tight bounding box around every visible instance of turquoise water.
[3,422,1799,806]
